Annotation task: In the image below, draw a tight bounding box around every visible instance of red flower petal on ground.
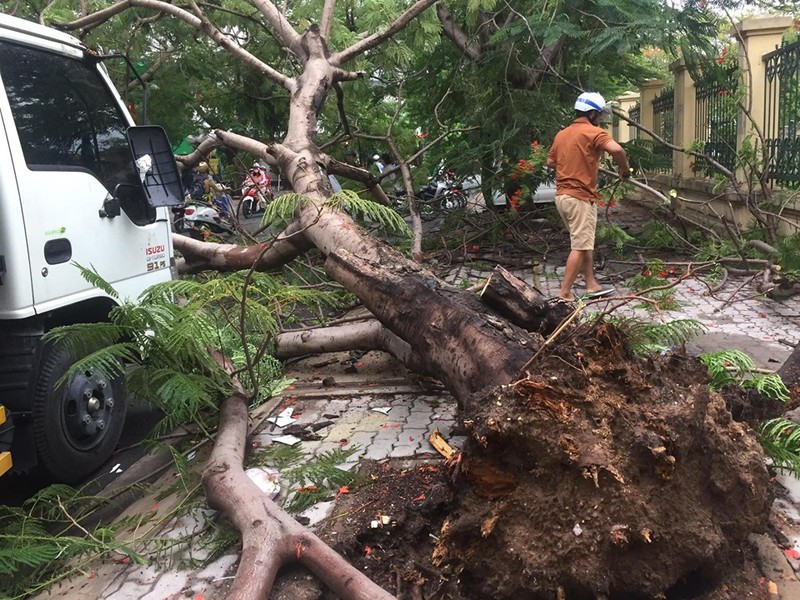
[412,494,426,502]
[784,548,800,560]
[337,485,349,497]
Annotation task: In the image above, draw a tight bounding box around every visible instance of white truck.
[0,14,183,483]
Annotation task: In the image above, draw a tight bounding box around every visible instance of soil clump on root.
[317,323,775,599]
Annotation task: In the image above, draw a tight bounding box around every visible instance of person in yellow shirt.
[546,92,631,301]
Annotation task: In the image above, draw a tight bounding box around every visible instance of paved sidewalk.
[35,262,800,599]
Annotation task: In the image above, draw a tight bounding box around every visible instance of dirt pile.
[434,323,772,598]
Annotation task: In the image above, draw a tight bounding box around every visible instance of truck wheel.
[31,343,127,483]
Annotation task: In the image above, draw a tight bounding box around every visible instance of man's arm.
[545,146,557,171]
[603,139,631,179]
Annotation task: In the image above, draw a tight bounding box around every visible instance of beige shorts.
[555,194,597,250]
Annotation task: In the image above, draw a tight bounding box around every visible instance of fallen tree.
[60,1,782,598]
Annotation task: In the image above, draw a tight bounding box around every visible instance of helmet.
[345,149,356,156]
[574,92,607,113]
[197,161,209,173]
[372,154,381,161]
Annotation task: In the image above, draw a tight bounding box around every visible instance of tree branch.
[63,0,295,91]
[320,0,337,41]
[250,0,305,60]
[323,156,393,206]
[213,129,289,167]
[173,228,313,274]
[330,0,439,66]
[275,319,421,372]
[437,4,482,62]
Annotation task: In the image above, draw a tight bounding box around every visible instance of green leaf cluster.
[700,349,790,401]
[327,190,412,238]
[610,317,708,355]
[253,444,360,513]
[759,418,800,478]
[0,485,119,599]
[45,264,325,435]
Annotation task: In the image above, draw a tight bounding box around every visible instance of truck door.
[0,40,171,311]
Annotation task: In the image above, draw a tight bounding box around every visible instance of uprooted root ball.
[436,323,771,599]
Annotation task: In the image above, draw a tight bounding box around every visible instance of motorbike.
[173,189,236,240]
[240,164,273,218]
[417,169,468,217]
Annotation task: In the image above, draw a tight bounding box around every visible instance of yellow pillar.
[613,92,640,143]
[639,79,666,141]
[733,16,793,148]
[671,59,696,178]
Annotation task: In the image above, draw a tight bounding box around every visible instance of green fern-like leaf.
[283,447,360,512]
[43,321,128,360]
[262,193,307,225]
[605,316,706,355]
[699,349,757,389]
[743,373,790,402]
[326,190,412,238]
[73,263,119,299]
[759,418,800,477]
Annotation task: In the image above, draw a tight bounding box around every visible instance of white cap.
[574,92,607,113]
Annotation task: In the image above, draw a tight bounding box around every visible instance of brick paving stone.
[427,419,456,438]
[321,398,351,415]
[404,410,432,431]
[389,444,419,458]
[312,440,346,457]
[345,430,378,453]
[399,428,428,451]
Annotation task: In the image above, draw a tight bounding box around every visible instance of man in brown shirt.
[546,92,630,301]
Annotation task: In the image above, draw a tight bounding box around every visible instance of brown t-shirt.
[546,117,613,202]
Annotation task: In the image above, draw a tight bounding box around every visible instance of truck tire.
[31,342,127,483]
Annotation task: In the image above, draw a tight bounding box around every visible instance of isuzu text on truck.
[0,13,183,483]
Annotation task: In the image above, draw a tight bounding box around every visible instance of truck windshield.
[0,41,137,192]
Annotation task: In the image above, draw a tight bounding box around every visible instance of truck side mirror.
[99,195,121,219]
[126,126,184,209]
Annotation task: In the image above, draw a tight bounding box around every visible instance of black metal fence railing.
[652,86,674,173]
[628,103,640,141]
[694,65,739,175]
[764,39,800,189]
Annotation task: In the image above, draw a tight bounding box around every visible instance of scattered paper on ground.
[268,407,295,427]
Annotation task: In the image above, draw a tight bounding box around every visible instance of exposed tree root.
[203,389,396,600]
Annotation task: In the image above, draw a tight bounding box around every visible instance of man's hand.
[620,167,633,180]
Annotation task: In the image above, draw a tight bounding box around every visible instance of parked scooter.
[417,168,468,214]
[173,200,235,240]
[240,163,273,218]
[174,162,235,239]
